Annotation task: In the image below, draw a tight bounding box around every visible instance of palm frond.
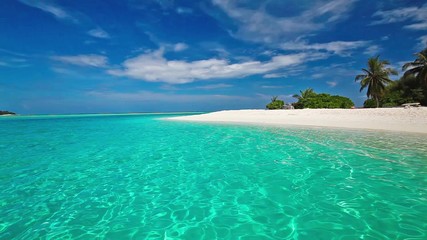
[403,66,423,77]
[355,74,366,81]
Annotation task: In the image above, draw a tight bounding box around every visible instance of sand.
[168,107,427,134]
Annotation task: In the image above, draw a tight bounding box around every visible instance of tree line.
[266,47,426,109]
[356,47,427,108]
[266,89,354,109]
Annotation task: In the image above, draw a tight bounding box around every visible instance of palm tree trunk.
[375,97,379,108]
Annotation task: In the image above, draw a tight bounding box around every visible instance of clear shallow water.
[1,113,427,239]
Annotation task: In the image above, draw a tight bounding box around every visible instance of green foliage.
[292,89,354,109]
[378,74,427,107]
[355,56,398,107]
[358,48,427,108]
[403,48,427,87]
[266,96,285,109]
[362,73,427,108]
[292,88,316,100]
[363,99,376,108]
[0,110,16,115]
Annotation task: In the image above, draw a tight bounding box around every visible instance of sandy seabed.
[169,107,427,134]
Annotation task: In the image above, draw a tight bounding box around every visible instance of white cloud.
[0,49,30,68]
[0,58,30,68]
[176,7,193,14]
[88,28,110,39]
[371,4,427,30]
[363,45,382,56]
[326,81,338,87]
[0,48,28,57]
[311,73,325,79]
[195,84,233,90]
[281,40,369,56]
[405,22,427,31]
[212,0,357,44]
[263,73,287,79]
[19,0,76,23]
[86,90,250,103]
[108,48,327,84]
[156,42,188,52]
[417,35,427,50]
[260,85,284,89]
[263,66,306,79]
[173,43,188,52]
[52,54,108,67]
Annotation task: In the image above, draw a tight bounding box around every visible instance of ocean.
[1,113,426,239]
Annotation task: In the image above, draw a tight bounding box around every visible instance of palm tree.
[355,56,398,107]
[271,96,278,102]
[292,88,316,100]
[403,48,427,86]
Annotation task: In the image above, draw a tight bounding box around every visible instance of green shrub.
[293,91,354,109]
[266,100,284,109]
[266,96,285,109]
[363,99,376,108]
[0,110,16,115]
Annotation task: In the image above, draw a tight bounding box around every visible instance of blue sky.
[1,0,427,114]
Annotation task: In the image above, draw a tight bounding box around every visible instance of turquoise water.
[1,113,427,239]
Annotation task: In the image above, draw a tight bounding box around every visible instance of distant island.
[0,110,16,115]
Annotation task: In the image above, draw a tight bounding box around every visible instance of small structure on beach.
[402,103,421,108]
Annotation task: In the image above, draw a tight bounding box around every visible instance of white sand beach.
[169,107,427,134]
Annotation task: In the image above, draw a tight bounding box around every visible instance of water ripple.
[1,114,426,239]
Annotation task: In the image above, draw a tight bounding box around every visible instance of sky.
[1,0,427,114]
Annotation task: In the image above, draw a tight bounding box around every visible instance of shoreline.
[168,108,427,134]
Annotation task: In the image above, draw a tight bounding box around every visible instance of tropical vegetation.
[355,56,398,107]
[360,47,427,108]
[266,48,426,109]
[403,48,427,87]
[266,96,285,109]
[0,110,16,115]
[292,89,354,109]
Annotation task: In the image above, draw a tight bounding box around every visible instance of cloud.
[0,49,30,68]
[371,4,427,30]
[0,57,30,68]
[0,48,28,57]
[326,81,338,87]
[405,22,427,31]
[88,28,110,39]
[173,43,188,52]
[155,42,188,52]
[311,73,325,79]
[363,45,382,56]
[262,66,306,79]
[263,73,287,79]
[108,48,327,84]
[211,0,357,44]
[176,7,193,14]
[86,90,250,103]
[305,62,359,82]
[260,85,284,89]
[417,35,427,50]
[52,54,108,67]
[18,0,77,23]
[194,84,233,90]
[281,40,370,56]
